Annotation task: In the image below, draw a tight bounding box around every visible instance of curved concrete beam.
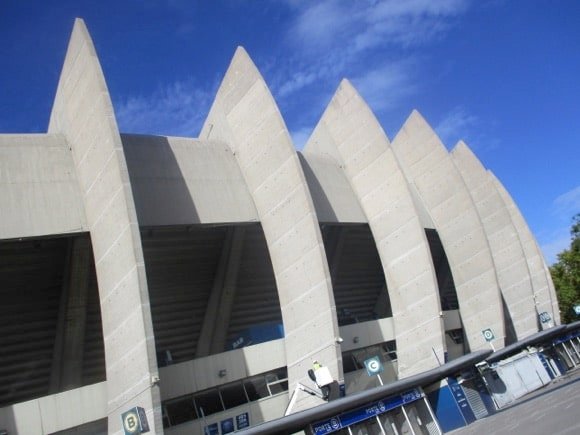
[200,47,340,411]
[48,19,161,432]
[489,171,560,325]
[451,141,537,340]
[391,111,505,350]
[304,80,446,377]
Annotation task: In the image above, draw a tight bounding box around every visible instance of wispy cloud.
[287,0,467,57]
[435,105,501,152]
[539,185,580,264]
[272,0,470,139]
[279,70,320,98]
[351,59,418,112]
[114,79,214,137]
[541,233,570,265]
[436,106,478,147]
[553,185,580,219]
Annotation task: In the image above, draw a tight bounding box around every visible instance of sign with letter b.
[121,407,150,435]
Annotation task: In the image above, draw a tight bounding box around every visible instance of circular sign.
[364,356,384,376]
[367,359,381,373]
[482,329,494,341]
[123,411,139,434]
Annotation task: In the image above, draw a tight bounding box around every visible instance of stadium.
[0,19,571,435]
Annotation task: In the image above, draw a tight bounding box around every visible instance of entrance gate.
[310,389,441,435]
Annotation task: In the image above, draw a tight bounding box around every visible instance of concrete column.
[196,228,233,357]
[201,47,341,412]
[542,248,561,326]
[489,171,560,325]
[305,80,446,378]
[196,227,245,357]
[327,226,346,283]
[50,235,91,392]
[210,227,245,354]
[48,19,161,433]
[451,141,537,340]
[391,111,505,351]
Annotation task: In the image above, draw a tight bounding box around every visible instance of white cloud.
[352,0,467,50]
[278,70,319,98]
[287,0,467,57]
[540,231,570,265]
[114,79,214,137]
[539,185,580,264]
[351,60,417,112]
[288,1,352,53]
[435,106,503,152]
[435,106,478,147]
[553,185,580,219]
[273,0,470,136]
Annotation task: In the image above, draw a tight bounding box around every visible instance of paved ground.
[451,368,580,434]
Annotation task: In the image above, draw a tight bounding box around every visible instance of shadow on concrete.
[297,152,338,223]
[501,294,518,345]
[121,134,200,225]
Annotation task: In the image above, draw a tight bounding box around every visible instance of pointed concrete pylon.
[489,170,560,326]
[305,79,447,377]
[49,19,161,431]
[451,141,538,341]
[202,47,341,412]
[391,111,506,351]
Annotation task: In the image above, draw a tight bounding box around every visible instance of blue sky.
[1,0,579,264]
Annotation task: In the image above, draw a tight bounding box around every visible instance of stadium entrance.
[310,388,441,435]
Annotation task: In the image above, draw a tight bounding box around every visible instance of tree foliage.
[550,213,580,323]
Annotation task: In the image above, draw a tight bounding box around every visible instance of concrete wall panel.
[122,134,258,225]
[0,383,107,435]
[0,134,87,239]
[451,141,537,340]
[200,47,340,411]
[305,80,446,377]
[391,111,505,350]
[489,171,560,325]
[47,19,161,433]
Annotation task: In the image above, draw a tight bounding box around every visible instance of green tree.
[550,213,580,323]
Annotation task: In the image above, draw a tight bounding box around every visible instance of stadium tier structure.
[0,19,559,435]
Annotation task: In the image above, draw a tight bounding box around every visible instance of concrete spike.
[452,141,538,341]
[488,170,560,325]
[392,111,506,351]
[200,45,341,412]
[306,80,447,377]
[48,18,162,431]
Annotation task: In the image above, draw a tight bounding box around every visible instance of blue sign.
[204,423,218,435]
[364,356,384,377]
[221,418,234,434]
[481,328,495,342]
[236,413,250,430]
[121,407,149,435]
[311,389,422,435]
[447,377,476,425]
[539,312,552,323]
[538,353,555,379]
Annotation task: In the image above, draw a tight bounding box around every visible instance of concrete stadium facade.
[0,19,559,435]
